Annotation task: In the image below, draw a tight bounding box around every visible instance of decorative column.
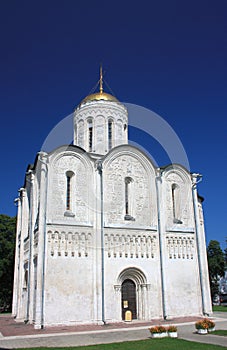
[26,171,35,323]
[93,160,103,324]
[96,160,106,324]
[34,152,48,329]
[155,169,168,319]
[140,283,150,320]
[16,188,27,321]
[114,285,122,321]
[12,196,22,317]
[192,174,212,315]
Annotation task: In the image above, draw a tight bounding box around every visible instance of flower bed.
[195,318,215,334]
[149,325,178,338]
[149,326,168,338]
[167,325,178,338]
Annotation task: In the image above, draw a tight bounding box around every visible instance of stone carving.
[104,233,157,258]
[166,235,195,259]
[164,171,194,228]
[78,120,84,149]
[47,230,92,257]
[51,154,90,223]
[74,103,128,154]
[104,154,156,226]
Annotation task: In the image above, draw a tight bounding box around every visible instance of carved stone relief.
[48,230,92,257]
[104,233,157,259]
[166,235,195,259]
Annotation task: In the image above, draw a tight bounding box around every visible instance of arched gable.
[102,145,157,228]
[47,146,94,224]
[162,164,194,230]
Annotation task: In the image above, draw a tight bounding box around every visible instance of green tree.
[224,238,227,269]
[207,240,225,300]
[0,214,16,312]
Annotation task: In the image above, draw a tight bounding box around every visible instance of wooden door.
[121,279,137,320]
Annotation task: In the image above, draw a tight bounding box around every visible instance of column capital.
[26,170,35,182]
[114,284,121,292]
[18,187,26,197]
[38,151,48,164]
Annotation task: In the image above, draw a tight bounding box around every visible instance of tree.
[207,240,225,300]
[0,214,16,312]
[224,238,227,269]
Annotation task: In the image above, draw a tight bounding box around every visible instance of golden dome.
[81,91,119,104]
[79,66,119,106]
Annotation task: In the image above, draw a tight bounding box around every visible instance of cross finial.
[99,64,103,93]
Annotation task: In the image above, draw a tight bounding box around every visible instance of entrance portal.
[121,279,137,320]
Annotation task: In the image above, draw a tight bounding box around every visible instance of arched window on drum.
[87,118,93,152]
[108,119,113,150]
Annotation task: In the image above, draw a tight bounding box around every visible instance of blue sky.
[0,0,226,249]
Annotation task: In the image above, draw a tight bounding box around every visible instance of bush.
[195,318,215,330]
[149,325,167,334]
[168,325,177,332]
[195,320,209,330]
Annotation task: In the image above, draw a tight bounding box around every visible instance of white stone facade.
[12,90,212,328]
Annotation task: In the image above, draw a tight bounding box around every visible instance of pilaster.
[26,172,35,323]
[34,152,48,329]
[12,197,21,317]
[156,169,168,319]
[16,188,27,320]
[192,174,212,315]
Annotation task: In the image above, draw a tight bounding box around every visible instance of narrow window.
[172,184,177,220]
[23,264,28,290]
[66,171,74,211]
[66,175,71,210]
[124,177,135,221]
[108,119,113,150]
[125,178,129,215]
[88,119,93,152]
[172,183,182,224]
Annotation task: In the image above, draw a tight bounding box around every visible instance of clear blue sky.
[0,0,226,249]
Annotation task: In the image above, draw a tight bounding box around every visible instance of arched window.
[66,171,74,211]
[88,119,93,152]
[172,183,183,224]
[108,119,113,150]
[124,177,135,221]
[23,264,28,290]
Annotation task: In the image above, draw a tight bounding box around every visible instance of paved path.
[0,313,227,349]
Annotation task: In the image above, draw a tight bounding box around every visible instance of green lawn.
[212,330,227,337]
[17,339,227,350]
[213,305,227,312]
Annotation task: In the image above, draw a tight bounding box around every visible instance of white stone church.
[12,71,212,328]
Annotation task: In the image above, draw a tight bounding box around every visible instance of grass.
[212,330,227,336]
[213,305,227,312]
[17,339,227,350]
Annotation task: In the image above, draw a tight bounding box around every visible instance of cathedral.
[12,70,212,328]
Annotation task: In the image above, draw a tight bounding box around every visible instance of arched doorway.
[121,279,137,320]
[116,267,148,321]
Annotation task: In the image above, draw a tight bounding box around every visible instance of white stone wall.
[13,143,212,327]
[74,101,128,154]
[44,227,94,325]
[103,228,163,322]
